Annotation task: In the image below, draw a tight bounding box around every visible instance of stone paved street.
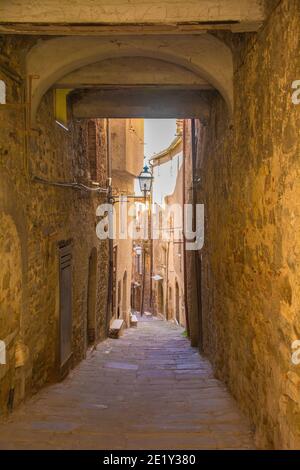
[0,317,254,449]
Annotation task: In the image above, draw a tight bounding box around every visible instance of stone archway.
[26,34,233,121]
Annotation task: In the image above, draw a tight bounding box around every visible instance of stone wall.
[184,120,202,346]
[0,36,109,415]
[109,118,144,326]
[197,0,300,449]
[164,165,186,326]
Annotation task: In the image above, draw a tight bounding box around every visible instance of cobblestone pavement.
[0,317,254,449]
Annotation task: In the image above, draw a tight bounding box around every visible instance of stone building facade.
[192,0,300,449]
[0,37,142,416]
[131,201,153,316]
[0,0,300,450]
[163,167,186,327]
[151,149,186,326]
[110,118,144,326]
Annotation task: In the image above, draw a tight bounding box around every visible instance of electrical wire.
[32,175,108,193]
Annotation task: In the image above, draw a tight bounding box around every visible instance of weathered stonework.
[197,0,300,449]
[110,118,144,326]
[0,36,109,415]
[0,0,299,450]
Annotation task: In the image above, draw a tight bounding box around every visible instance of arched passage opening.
[1,0,298,451]
[157,281,164,316]
[26,34,233,122]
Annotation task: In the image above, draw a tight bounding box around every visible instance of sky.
[135,119,182,204]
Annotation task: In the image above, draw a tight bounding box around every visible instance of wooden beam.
[0,21,262,35]
[0,0,266,34]
[70,88,214,119]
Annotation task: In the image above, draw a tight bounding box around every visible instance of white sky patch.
[135,119,181,204]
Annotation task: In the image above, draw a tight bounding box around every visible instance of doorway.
[122,271,127,318]
[157,281,164,316]
[87,247,97,345]
[58,241,73,378]
[175,281,180,324]
[112,246,117,317]
[117,280,121,318]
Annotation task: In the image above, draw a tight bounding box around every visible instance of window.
[0,80,6,104]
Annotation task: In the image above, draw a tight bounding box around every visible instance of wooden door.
[59,242,73,377]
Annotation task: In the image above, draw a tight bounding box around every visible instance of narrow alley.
[0,317,253,450]
[0,0,300,454]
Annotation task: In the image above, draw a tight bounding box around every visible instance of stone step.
[130,314,138,328]
[109,319,125,339]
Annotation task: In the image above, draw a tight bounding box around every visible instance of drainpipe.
[191,118,203,352]
[165,239,170,320]
[182,120,190,336]
[149,181,154,313]
[106,118,113,335]
[140,190,147,316]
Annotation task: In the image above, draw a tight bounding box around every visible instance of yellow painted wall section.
[54,89,72,127]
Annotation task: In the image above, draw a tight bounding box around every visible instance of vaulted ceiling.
[27,34,233,120]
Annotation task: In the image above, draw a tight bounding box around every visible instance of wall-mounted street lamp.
[138,164,154,197]
[134,245,142,256]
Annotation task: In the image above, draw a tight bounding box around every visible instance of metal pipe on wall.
[106,118,114,335]
[149,180,154,313]
[191,118,203,352]
[182,119,190,336]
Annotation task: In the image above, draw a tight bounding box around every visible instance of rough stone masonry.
[196,0,300,449]
[0,36,109,413]
[0,0,300,452]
